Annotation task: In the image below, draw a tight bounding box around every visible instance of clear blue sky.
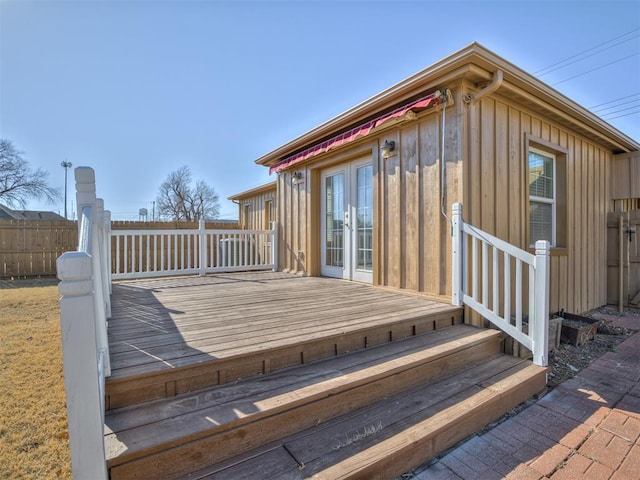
[1,0,639,220]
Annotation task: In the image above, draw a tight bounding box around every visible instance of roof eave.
[228,181,278,201]
[256,43,639,167]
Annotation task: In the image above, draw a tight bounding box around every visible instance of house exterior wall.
[275,83,621,316]
[463,91,612,314]
[231,183,277,230]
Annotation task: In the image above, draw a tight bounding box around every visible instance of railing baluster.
[146,235,150,273]
[472,236,478,301]
[124,235,128,275]
[116,235,121,275]
[515,259,522,332]
[482,240,489,308]
[492,245,499,314]
[504,253,511,325]
[138,234,143,274]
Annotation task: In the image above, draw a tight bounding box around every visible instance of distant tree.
[156,165,220,221]
[0,138,60,208]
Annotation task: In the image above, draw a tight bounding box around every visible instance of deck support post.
[532,240,550,367]
[57,251,108,480]
[451,203,463,307]
[199,219,207,276]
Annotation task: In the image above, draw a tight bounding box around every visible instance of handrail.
[57,167,110,479]
[452,203,550,366]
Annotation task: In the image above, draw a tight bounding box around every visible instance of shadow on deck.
[105,271,463,409]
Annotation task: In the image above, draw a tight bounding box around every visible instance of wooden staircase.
[105,321,547,479]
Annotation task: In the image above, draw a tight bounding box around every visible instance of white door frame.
[320,158,373,283]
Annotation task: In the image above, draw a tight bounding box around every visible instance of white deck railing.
[451,203,551,366]
[56,167,279,478]
[111,225,277,280]
[57,167,110,480]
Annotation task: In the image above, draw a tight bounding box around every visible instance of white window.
[529,147,556,246]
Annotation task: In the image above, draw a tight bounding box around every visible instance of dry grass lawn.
[0,283,72,479]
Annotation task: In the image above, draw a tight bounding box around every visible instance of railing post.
[199,219,207,276]
[105,210,113,296]
[270,221,278,272]
[97,199,111,319]
[57,252,108,480]
[75,168,110,376]
[451,203,463,306]
[533,240,550,366]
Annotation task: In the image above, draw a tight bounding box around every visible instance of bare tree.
[0,139,60,208]
[156,165,220,221]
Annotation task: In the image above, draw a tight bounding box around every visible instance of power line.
[602,110,640,121]
[600,103,640,118]
[590,92,640,110]
[535,28,640,75]
[537,34,640,77]
[595,100,640,114]
[553,51,640,86]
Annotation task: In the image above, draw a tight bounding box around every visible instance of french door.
[321,159,373,283]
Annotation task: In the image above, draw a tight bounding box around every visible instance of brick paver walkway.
[415,313,640,480]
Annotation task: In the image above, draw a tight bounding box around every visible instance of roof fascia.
[228,181,277,201]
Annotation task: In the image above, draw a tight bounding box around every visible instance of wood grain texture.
[105,272,462,408]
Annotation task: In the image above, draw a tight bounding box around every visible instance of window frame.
[528,146,557,247]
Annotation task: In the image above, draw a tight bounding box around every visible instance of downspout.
[444,69,504,225]
[440,90,450,224]
[463,69,504,106]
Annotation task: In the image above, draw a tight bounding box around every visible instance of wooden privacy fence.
[0,219,77,277]
[607,209,640,308]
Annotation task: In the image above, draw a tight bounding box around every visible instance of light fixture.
[380,140,396,159]
[293,171,303,180]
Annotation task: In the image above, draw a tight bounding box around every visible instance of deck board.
[107,273,458,380]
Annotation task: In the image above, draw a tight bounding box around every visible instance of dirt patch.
[547,307,638,389]
[0,285,71,479]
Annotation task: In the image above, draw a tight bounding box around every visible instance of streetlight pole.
[61,160,72,219]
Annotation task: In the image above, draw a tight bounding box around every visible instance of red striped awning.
[269,91,441,174]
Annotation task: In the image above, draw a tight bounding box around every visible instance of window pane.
[325,174,344,267]
[356,165,373,272]
[529,151,554,199]
[530,201,553,243]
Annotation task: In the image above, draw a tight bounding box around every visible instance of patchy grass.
[0,285,72,479]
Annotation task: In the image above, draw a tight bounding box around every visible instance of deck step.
[105,305,463,409]
[192,357,547,480]
[105,324,500,479]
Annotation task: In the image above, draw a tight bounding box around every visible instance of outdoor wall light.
[293,171,303,179]
[381,140,396,159]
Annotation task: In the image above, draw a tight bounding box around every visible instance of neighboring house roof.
[0,203,67,221]
[228,181,278,201]
[255,42,639,170]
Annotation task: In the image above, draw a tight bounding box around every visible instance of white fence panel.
[111,224,277,280]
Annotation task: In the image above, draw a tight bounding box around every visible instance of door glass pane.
[325,174,344,267]
[356,165,372,271]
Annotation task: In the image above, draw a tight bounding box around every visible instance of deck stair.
[105,323,547,479]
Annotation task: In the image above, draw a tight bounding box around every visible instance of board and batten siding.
[231,183,277,230]
[275,96,463,296]
[274,87,617,316]
[463,93,611,315]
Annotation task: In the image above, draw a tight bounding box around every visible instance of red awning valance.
[269,91,442,174]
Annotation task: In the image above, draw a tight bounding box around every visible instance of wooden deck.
[106,272,462,408]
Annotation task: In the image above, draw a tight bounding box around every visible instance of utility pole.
[61,160,73,220]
